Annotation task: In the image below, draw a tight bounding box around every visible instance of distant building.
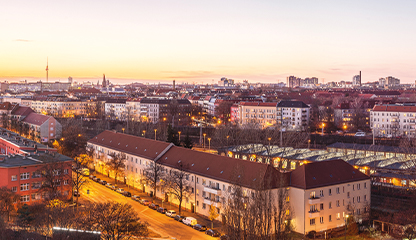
[236,102,277,128]
[386,76,400,87]
[371,104,416,137]
[276,100,310,131]
[379,78,386,88]
[353,75,361,86]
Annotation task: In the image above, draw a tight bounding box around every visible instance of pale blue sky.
[1,0,415,84]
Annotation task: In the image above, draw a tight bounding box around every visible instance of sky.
[1,0,416,84]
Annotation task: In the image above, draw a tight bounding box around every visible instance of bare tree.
[143,160,164,199]
[0,187,19,221]
[163,162,191,214]
[84,202,148,240]
[72,158,88,207]
[107,152,126,184]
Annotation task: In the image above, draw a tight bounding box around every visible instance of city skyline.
[2,0,416,84]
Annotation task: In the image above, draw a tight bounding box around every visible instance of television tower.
[46,57,49,82]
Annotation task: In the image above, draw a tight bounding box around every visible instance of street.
[78,178,215,240]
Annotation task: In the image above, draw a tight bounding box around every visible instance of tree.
[59,118,88,158]
[72,158,88,207]
[166,124,179,146]
[215,101,234,123]
[143,160,164,199]
[17,204,34,229]
[0,187,19,221]
[107,152,126,184]
[1,113,8,129]
[163,162,191,215]
[208,205,219,229]
[36,155,72,201]
[84,202,148,240]
[182,131,193,149]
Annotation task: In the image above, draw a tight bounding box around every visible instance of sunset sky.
[1,0,416,84]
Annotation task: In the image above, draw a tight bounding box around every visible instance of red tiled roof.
[22,113,51,126]
[70,88,101,94]
[289,159,369,190]
[87,130,172,160]
[160,146,289,189]
[373,105,416,112]
[11,106,34,116]
[239,102,277,107]
[0,102,14,110]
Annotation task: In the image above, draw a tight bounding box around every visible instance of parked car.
[95,178,101,183]
[174,215,185,222]
[149,203,159,210]
[123,191,132,197]
[99,180,107,185]
[205,229,221,237]
[193,224,207,231]
[106,183,112,188]
[182,217,197,226]
[116,188,124,194]
[157,207,167,214]
[355,132,366,137]
[111,185,117,190]
[141,200,151,206]
[165,210,176,217]
[92,176,98,181]
[89,175,95,180]
[220,235,230,240]
[73,190,80,197]
[131,195,141,201]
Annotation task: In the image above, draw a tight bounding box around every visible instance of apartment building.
[277,100,310,131]
[87,131,370,235]
[139,98,192,124]
[0,129,72,204]
[125,99,141,121]
[370,104,416,137]
[105,99,127,120]
[237,102,277,128]
[31,99,88,117]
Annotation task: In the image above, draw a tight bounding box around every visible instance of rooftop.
[0,152,72,168]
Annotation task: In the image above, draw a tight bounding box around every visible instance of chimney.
[173,80,176,90]
[359,71,362,86]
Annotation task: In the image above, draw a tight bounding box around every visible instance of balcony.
[204,186,221,195]
[308,197,320,205]
[203,197,221,207]
[308,210,320,218]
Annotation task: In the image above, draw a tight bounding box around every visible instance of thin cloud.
[14,39,32,42]
[160,70,216,79]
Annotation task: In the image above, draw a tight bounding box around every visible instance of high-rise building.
[379,78,386,87]
[387,76,400,87]
[102,74,107,88]
[353,74,361,86]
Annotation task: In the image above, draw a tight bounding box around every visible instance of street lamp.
[226,135,229,146]
[122,128,125,133]
[321,123,325,136]
[344,214,349,240]
[268,137,271,148]
[208,138,211,151]
[142,130,146,137]
[203,133,206,150]
[178,131,182,141]
[154,129,157,140]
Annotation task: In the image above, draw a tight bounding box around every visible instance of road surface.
[78,179,215,240]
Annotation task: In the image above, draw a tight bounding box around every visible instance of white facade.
[237,102,277,128]
[370,104,416,137]
[105,101,126,120]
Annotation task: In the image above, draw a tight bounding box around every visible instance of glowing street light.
[208,138,211,151]
[268,137,271,149]
[122,128,125,133]
[154,129,157,140]
[178,131,182,141]
[142,130,146,137]
[321,123,325,136]
[203,133,206,150]
[226,135,229,146]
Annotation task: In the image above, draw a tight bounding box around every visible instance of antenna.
[46,57,49,83]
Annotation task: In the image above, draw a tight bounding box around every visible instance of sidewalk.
[90,170,223,231]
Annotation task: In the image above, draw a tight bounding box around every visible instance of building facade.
[370,104,416,137]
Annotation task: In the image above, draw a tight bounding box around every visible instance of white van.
[355,132,365,137]
[182,217,197,226]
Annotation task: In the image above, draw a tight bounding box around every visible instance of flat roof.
[0,152,72,168]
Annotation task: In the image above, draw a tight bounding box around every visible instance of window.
[202,203,206,209]
[31,193,41,200]
[357,208,361,215]
[357,183,361,190]
[64,169,69,174]
[20,183,29,191]
[310,191,316,198]
[20,195,30,203]
[364,182,367,189]
[310,219,315,226]
[329,215,332,222]
[64,180,69,185]
[11,186,17,192]
[336,187,340,194]
[329,202,332,209]
[336,200,340,207]
[319,190,324,197]
[364,195,367,201]
[336,213,340,220]
[20,172,30,180]
[32,182,41,189]
[320,203,324,210]
[328,189,332,195]
[11,175,17,181]
[320,217,324,223]
[347,192,350,198]
[353,185,355,191]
